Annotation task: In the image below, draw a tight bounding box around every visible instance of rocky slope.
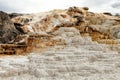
[0,6,120,80]
[0,27,120,80]
[11,7,120,39]
[0,11,20,43]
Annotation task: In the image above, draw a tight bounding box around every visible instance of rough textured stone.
[10,6,120,40]
[0,6,120,80]
[0,11,19,43]
[0,6,119,54]
[9,13,23,19]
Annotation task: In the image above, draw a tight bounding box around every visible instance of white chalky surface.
[0,42,120,80]
[0,27,120,80]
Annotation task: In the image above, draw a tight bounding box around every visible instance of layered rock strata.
[0,6,119,55]
[0,27,120,80]
[0,6,120,79]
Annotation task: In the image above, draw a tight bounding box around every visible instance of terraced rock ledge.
[0,6,120,80]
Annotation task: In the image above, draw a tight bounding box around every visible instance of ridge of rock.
[0,6,120,80]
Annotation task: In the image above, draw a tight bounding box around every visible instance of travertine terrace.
[0,7,120,80]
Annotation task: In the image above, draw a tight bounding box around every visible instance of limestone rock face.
[52,27,83,45]
[0,11,19,43]
[11,7,86,34]
[11,6,120,39]
[85,12,120,39]
[0,6,119,53]
[0,6,120,80]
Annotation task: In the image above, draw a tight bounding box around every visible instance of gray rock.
[0,11,19,43]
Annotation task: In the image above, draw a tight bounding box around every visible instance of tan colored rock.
[10,7,120,40]
[0,6,119,55]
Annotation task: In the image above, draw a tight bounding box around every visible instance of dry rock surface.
[0,11,19,43]
[0,6,120,80]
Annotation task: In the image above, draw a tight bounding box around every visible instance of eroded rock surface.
[0,6,120,80]
[11,7,120,39]
[0,11,19,43]
[0,27,120,80]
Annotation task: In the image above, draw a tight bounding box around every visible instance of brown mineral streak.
[0,6,120,55]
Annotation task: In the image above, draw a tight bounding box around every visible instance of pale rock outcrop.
[0,6,119,55]
[52,27,83,45]
[0,27,119,80]
[11,6,120,40]
[0,6,120,80]
[85,12,120,39]
[0,6,119,54]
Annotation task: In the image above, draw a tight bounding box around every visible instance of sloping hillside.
[0,6,120,80]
